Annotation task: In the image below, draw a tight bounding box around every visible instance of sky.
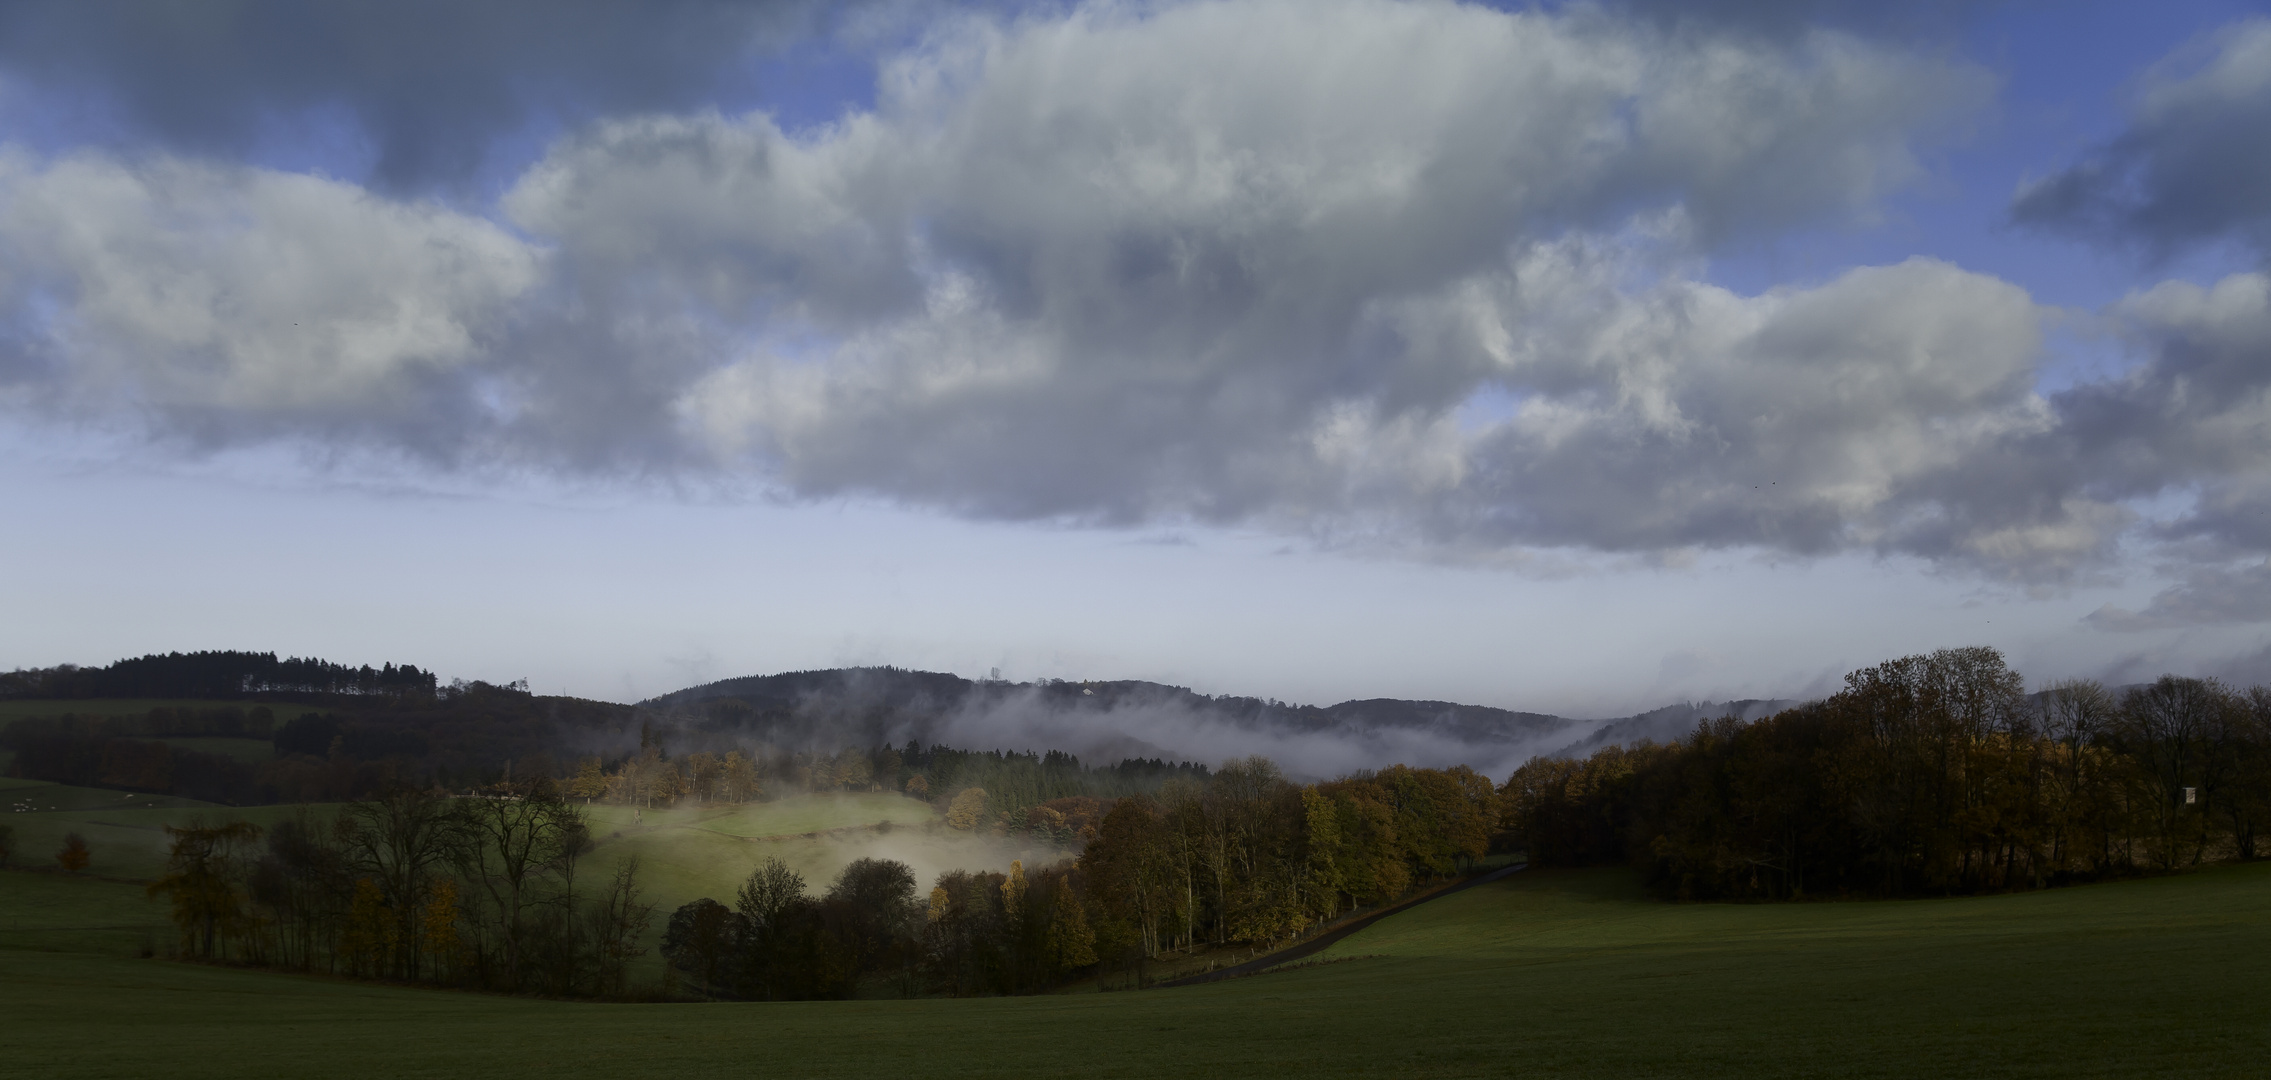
[4,0,2271,716]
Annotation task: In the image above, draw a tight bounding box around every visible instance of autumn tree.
[945,788,988,830]
[421,877,466,983]
[148,820,262,959]
[719,751,761,803]
[56,832,90,873]
[1044,876,1096,971]
[567,758,607,803]
[338,788,469,978]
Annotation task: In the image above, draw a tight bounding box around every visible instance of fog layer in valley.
[642,667,1801,779]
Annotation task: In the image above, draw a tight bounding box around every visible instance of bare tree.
[456,777,586,988]
[338,789,471,978]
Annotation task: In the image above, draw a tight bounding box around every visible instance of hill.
[646,666,1792,779]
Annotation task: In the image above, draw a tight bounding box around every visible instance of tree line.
[130,752,1500,1001]
[146,781,655,997]
[659,855,1102,999]
[646,755,1501,999]
[1,651,439,700]
[1503,647,2271,898]
[3,685,628,805]
[563,731,1208,843]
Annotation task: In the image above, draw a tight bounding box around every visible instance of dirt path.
[1159,861,1527,988]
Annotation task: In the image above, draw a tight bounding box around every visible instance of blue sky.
[3,0,2270,715]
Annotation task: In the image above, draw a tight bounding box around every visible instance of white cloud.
[4,0,2182,583]
[0,149,540,445]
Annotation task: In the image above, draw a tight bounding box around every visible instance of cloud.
[0,149,541,454]
[0,0,858,191]
[2050,273,2271,550]
[2089,559,2271,631]
[1605,0,2000,38]
[3,0,2211,582]
[505,1,2035,557]
[2012,17,2271,259]
[2206,638,2271,687]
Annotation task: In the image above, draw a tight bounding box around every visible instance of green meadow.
[5,856,2266,1078]
[580,794,1075,926]
[1,782,1072,977]
[0,698,260,723]
[0,697,281,774]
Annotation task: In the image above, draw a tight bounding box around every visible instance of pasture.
[0,784,1068,975]
[4,856,2265,1078]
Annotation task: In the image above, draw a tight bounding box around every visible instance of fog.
[644,668,1803,781]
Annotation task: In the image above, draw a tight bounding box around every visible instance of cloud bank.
[3,0,2271,597]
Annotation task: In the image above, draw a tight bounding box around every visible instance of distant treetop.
[0,650,439,701]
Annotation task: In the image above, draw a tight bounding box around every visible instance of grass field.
[578,794,1071,914]
[0,698,267,723]
[0,697,281,775]
[4,859,2265,1078]
[0,784,1068,978]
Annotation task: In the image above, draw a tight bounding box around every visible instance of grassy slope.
[0,698,281,775]
[5,862,2266,1079]
[2,786,1070,980]
[579,795,1072,911]
[578,795,1071,981]
[0,698,269,723]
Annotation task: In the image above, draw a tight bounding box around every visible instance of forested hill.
[1551,698,1806,757]
[0,650,441,700]
[0,651,1818,804]
[645,667,1577,739]
[641,667,1789,778]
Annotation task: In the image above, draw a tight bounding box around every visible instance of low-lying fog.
[643,669,1803,780]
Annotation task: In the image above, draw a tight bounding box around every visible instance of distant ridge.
[642,667,1808,777]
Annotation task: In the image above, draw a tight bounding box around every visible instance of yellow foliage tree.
[945,788,988,830]
[342,878,397,977]
[1047,877,1097,970]
[56,832,91,874]
[147,821,261,960]
[421,877,464,982]
[721,751,761,803]
[568,758,607,802]
[928,885,951,924]
[1002,860,1027,921]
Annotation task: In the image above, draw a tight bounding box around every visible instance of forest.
[1,650,442,700]
[1506,647,2271,898]
[118,752,1499,1000]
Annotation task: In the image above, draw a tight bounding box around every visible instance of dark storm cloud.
[0,0,847,190]
[2012,18,2271,259]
